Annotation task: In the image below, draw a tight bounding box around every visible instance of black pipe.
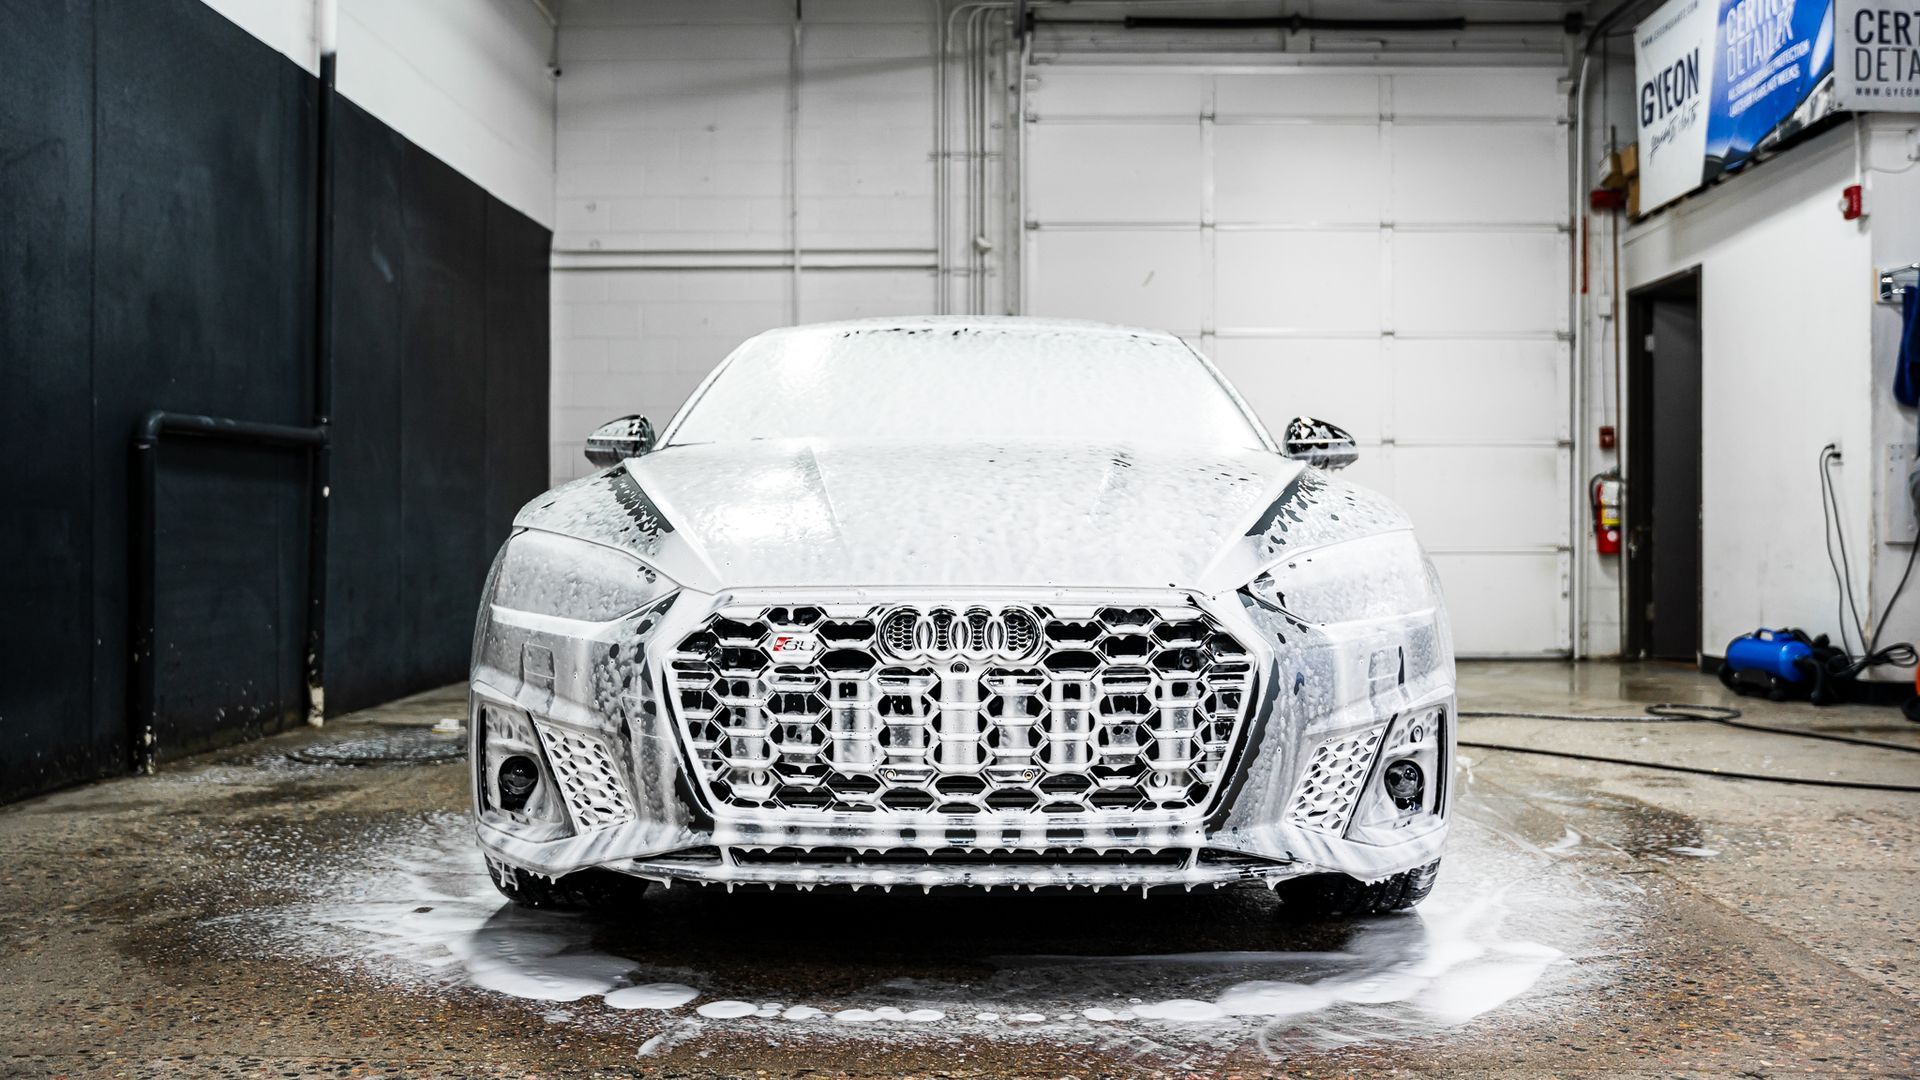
[129,412,327,771]
[1583,0,1653,53]
[308,47,336,725]
[1107,13,1583,33]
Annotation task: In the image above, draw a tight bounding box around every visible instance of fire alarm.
[1840,183,1864,220]
[1599,425,1616,450]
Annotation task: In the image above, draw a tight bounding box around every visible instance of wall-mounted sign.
[1636,0,1718,211]
[1837,0,1920,108]
[1635,0,1840,213]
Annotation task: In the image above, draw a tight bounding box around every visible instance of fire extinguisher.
[1590,472,1622,556]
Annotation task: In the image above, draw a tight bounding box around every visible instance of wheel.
[487,858,651,911]
[1278,859,1440,918]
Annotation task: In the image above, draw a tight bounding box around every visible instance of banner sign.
[1636,0,1839,212]
[1636,0,1719,211]
[1837,0,1920,108]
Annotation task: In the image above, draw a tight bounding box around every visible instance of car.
[468,316,1454,916]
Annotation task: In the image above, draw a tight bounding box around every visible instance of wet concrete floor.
[3,661,1918,1077]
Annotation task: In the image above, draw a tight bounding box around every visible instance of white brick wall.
[549,0,940,482]
[197,0,557,228]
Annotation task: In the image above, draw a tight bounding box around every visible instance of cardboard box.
[1598,144,1640,193]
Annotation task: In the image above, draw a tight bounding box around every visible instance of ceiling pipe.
[1037,12,1584,33]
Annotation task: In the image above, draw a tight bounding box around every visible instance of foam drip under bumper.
[612,846,1312,892]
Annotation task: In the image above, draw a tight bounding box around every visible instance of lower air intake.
[1285,724,1386,834]
[532,721,637,830]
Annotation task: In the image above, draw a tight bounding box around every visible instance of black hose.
[1460,705,1920,754]
[1459,704,1920,792]
[1459,740,1920,792]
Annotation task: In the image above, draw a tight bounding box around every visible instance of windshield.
[666,322,1268,448]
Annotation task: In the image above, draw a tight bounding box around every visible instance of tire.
[1278,859,1440,918]
[487,858,651,911]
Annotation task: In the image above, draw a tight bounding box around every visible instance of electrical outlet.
[1885,442,1917,544]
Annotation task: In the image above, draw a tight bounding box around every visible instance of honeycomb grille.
[1285,724,1387,834]
[533,721,637,830]
[668,602,1256,816]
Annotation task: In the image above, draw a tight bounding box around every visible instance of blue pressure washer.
[1719,628,1847,705]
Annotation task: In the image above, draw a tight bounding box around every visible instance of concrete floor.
[4,661,1918,1077]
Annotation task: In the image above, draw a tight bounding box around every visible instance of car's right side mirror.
[583,415,656,468]
[1280,416,1359,471]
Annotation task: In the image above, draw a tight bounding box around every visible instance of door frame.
[1624,265,1703,659]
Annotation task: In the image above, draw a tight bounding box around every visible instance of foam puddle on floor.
[222,809,1600,1059]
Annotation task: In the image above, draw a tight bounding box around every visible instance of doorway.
[1626,269,1703,660]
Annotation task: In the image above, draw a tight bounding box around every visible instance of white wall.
[1864,116,1920,666]
[548,0,938,481]
[1621,126,1877,658]
[196,0,557,228]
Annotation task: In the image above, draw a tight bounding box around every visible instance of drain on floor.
[289,728,468,766]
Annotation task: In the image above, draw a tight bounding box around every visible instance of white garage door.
[1023,64,1571,656]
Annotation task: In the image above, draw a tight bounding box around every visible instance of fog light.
[1383,759,1424,810]
[498,755,540,812]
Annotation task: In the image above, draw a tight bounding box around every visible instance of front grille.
[667,601,1256,816]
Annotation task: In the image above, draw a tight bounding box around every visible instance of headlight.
[1243,530,1439,624]
[490,529,675,621]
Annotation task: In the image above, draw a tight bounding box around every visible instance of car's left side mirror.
[583,415,656,468]
[1280,416,1359,471]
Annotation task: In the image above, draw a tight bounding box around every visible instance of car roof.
[750,315,1185,342]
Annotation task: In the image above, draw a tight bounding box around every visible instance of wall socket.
[1885,442,1918,544]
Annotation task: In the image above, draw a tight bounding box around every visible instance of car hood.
[514,439,1410,595]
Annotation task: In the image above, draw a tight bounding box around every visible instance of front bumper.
[470,586,1454,892]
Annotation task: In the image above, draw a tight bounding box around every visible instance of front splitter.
[611,849,1311,893]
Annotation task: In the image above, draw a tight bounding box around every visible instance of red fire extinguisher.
[1590,473,1622,556]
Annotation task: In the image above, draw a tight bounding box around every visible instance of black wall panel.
[153,444,309,756]
[0,0,552,797]
[324,101,410,713]
[319,100,553,715]
[485,199,554,560]
[93,0,315,763]
[0,0,103,792]
[399,146,491,690]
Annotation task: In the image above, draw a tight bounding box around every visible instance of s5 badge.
[768,632,822,663]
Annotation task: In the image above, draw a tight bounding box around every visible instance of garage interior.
[3,0,1919,1074]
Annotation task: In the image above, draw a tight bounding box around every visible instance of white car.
[469,316,1454,916]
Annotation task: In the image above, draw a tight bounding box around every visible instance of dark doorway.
[1626,269,1704,660]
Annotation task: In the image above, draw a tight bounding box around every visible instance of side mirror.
[1281,416,1359,471]
[584,415,656,468]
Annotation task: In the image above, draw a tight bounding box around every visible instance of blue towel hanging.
[1897,287,1920,407]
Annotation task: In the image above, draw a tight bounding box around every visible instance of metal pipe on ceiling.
[1038,11,1584,33]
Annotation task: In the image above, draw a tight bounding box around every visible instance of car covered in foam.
[470,316,1454,914]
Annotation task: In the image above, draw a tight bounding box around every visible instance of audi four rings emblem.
[878,605,1042,661]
